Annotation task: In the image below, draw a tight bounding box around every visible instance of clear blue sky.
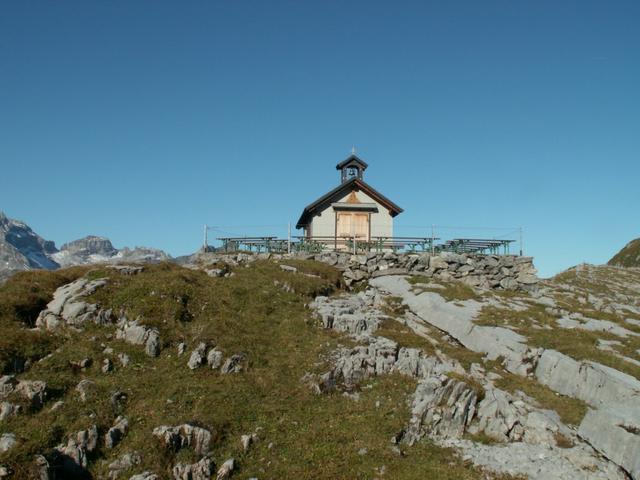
[1,1,638,277]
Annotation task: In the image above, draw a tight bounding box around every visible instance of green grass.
[0,261,514,479]
[408,277,480,302]
[608,238,640,268]
[0,266,94,374]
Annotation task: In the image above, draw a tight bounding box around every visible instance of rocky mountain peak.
[0,212,170,279]
[0,211,59,271]
[60,236,117,257]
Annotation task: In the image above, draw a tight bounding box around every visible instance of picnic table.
[435,238,515,255]
[217,236,281,253]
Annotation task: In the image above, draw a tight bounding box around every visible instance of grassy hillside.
[0,261,508,479]
[608,237,640,267]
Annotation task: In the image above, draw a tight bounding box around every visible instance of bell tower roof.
[336,153,368,184]
[335,153,368,171]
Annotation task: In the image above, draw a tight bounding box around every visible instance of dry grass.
[380,295,410,317]
[376,318,436,352]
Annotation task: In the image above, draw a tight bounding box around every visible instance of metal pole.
[203,224,208,250]
[431,224,435,255]
[287,222,291,254]
[519,227,523,256]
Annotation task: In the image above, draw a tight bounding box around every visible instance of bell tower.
[336,152,368,184]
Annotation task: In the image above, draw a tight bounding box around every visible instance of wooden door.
[336,212,369,240]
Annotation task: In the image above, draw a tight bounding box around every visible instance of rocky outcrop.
[35,277,113,330]
[578,408,640,479]
[369,274,640,476]
[310,283,628,479]
[405,376,478,442]
[172,457,215,480]
[152,424,212,455]
[440,438,626,480]
[306,293,456,393]
[534,350,640,477]
[54,425,99,476]
[311,290,384,335]
[116,317,161,357]
[370,276,540,375]
[534,349,640,409]
[403,375,578,452]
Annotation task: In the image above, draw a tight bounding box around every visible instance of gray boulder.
[153,424,212,455]
[102,358,113,373]
[220,353,246,374]
[405,376,477,443]
[108,452,141,479]
[116,317,161,357]
[55,425,98,472]
[172,457,215,480]
[207,348,223,369]
[145,330,161,357]
[118,353,130,367]
[15,380,47,410]
[75,379,95,402]
[0,402,19,421]
[105,416,129,449]
[216,459,234,480]
[129,473,159,480]
[188,343,208,370]
[35,278,111,330]
[0,434,16,453]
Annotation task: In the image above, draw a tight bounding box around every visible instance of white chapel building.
[296,154,403,246]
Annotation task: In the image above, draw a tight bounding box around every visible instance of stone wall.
[305,251,539,291]
[190,250,539,292]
